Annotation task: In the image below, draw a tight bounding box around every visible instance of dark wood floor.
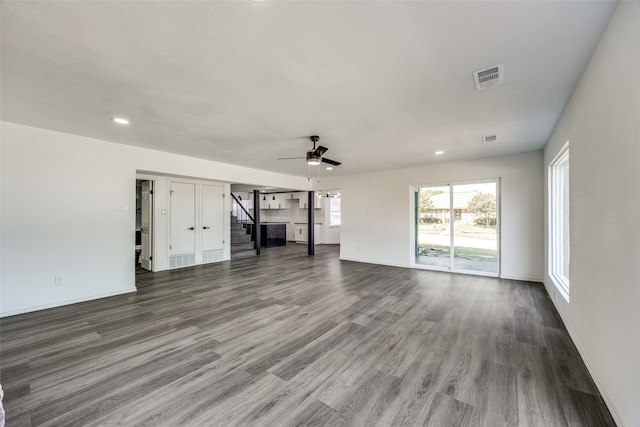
[1,244,615,426]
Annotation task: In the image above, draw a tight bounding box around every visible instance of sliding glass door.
[415,180,499,276]
[416,185,451,268]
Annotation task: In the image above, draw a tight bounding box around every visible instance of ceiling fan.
[278,136,341,167]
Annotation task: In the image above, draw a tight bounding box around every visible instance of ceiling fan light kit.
[277,135,342,182]
[306,151,321,165]
[278,135,341,167]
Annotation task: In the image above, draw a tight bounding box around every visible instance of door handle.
[203,226,210,229]
[188,227,194,230]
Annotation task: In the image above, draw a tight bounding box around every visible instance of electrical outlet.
[55,274,64,285]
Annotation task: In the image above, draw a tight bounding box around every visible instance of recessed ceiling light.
[326,166,333,170]
[112,117,129,125]
[434,151,445,155]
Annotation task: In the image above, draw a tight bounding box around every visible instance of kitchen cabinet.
[291,192,304,204]
[294,224,307,242]
[294,223,322,244]
[297,193,322,209]
[273,193,287,209]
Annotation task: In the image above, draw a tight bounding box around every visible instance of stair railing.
[231,193,254,223]
[230,192,259,255]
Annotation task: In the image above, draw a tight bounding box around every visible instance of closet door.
[170,181,196,255]
[201,184,224,251]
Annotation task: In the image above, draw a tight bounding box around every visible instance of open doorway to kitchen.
[415,179,499,276]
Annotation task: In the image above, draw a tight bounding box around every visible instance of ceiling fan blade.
[313,145,329,157]
[277,156,305,160]
[321,157,341,166]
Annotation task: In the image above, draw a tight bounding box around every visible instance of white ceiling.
[1,1,616,178]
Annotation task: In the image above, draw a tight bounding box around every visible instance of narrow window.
[549,141,570,300]
[329,196,341,226]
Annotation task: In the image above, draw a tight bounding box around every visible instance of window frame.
[412,178,500,277]
[329,196,341,227]
[548,141,570,301]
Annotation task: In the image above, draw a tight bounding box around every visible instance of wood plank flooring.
[0,244,616,426]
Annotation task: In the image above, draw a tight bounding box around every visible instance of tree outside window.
[467,192,497,227]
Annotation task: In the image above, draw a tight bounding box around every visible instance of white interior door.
[170,181,196,255]
[140,180,153,271]
[201,184,224,251]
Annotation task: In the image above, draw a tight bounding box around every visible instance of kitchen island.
[260,223,287,247]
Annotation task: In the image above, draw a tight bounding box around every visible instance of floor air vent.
[474,64,503,90]
[202,249,224,264]
[169,253,196,269]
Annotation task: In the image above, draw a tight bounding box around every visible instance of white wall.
[0,122,309,317]
[318,150,543,281]
[543,3,639,426]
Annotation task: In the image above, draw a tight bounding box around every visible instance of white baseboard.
[339,256,409,269]
[541,283,625,427]
[0,287,137,318]
[499,274,544,282]
[567,332,625,426]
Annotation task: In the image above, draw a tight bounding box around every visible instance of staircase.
[230,214,257,259]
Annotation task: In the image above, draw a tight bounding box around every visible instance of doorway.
[415,179,499,276]
[136,179,154,271]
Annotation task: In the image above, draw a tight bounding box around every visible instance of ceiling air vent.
[482,135,498,144]
[473,64,503,90]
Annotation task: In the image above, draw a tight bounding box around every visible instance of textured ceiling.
[1,1,616,177]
